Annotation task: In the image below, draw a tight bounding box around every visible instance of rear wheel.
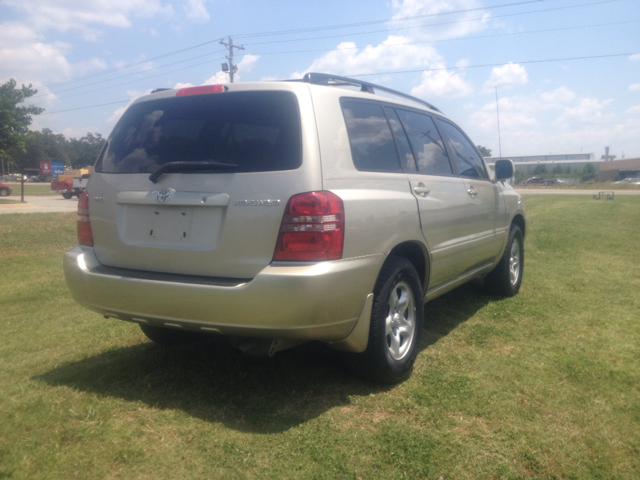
[485,225,524,297]
[140,324,201,347]
[62,192,73,199]
[348,257,423,384]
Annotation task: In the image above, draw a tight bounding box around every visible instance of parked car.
[0,183,11,196]
[520,177,558,186]
[64,73,526,384]
[614,177,640,184]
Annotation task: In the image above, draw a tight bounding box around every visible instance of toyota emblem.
[156,189,172,203]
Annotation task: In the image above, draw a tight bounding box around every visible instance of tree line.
[0,78,105,176]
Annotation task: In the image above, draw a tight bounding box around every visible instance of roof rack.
[300,72,442,113]
[151,88,171,94]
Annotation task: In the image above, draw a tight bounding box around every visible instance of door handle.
[467,187,477,198]
[413,183,430,197]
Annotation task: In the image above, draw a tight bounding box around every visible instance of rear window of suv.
[95,91,301,174]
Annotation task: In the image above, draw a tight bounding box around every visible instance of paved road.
[515,188,640,195]
[0,195,78,214]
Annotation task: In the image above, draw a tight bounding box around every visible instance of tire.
[485,225,524,297]
[62,192,73,199]
[0,188,9,197]
[140,324,201,347]
[348,257,424,384]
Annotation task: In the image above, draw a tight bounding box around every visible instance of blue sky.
[1,0,639,159]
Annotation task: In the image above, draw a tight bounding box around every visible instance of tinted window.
[436,120,488,180]
[341,100,401,173]
[96,91,301,173]
[384,107,417,172]
[396,110,452,176]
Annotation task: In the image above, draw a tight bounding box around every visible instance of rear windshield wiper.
[149,161,237,183]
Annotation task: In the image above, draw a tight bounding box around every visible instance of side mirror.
[494,159,514,181]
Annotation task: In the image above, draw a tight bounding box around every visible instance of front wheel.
[0,188,9,196]
[485,225,524,297]
[62,192,73,199]
[348,257,423,384]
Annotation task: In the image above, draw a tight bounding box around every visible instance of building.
[484,153,599,175]
[596,158,640,182]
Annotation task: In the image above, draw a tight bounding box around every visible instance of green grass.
[1,197,639,479]
[6,183,57,196]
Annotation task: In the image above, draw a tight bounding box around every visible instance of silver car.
[64,73,525,383]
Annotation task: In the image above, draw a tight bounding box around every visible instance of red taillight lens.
[176,84,226,96]
[77,190,93,247]
[274,191,344,261]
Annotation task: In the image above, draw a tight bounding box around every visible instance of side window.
[395,109,453,176]
[341,100,401,173]
[384,107,417,172]
[436,120,488,180]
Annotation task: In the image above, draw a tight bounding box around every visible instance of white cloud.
[390,0,489,40]
[556,98,614,126]
[627,105,640,114]
[630,54,640,62]
[630,83,640,92]
[483,62,528,91]
[2,0,174,36]
[183,0,209,21]
[411,64,473,98]
[294,36,441,77]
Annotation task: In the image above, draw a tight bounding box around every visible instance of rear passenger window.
[436,120,488,180]
[396,109,452,176]
[341,100,401,173]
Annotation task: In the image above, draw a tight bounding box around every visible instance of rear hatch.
[88,83,321,279]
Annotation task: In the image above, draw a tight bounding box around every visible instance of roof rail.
[300,72,442,113]
[151,88,171,94]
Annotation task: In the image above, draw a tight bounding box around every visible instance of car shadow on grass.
[36,283,491,434]
[420,282,492,351]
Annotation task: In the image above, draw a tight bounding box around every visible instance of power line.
[30,50,226,101]
[30,0,622,99]
[232,0,547,38]
[349,52,637,77]
[40,52,638,115]
[248,20,640,56]
[241,0,624,47]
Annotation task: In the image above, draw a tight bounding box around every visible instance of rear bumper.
[64,246,384,342]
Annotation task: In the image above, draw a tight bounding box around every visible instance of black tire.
[348,257,424,384]
[140,324,201,347]
[62,192,73,199]
[485,225,524,297]
[0,188,9,197]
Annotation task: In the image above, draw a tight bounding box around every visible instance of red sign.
[40,161,51,175]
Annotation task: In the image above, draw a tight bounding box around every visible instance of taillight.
[77,190,93,247]
[176,84,226,96]
[274,191,344,261]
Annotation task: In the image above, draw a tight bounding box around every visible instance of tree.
[67,132,105,168]
[477,145,492,157]
[533,164,547,175]
[581,163,596,182]
[552,165,564,175]
[0,79,44,157]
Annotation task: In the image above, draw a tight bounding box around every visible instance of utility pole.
[495,86,503,158]
[219,36,244,83]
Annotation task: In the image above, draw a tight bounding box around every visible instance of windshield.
[95,91,301,174]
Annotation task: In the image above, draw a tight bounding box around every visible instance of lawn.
[0,196,638,479]
[6,183,57,196]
